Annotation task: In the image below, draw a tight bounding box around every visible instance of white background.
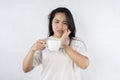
[0,0,120,80]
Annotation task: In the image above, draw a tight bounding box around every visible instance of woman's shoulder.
[71,37,83,42]
[39,36,53,40]
[36,37,48,41]
[71,37,86,45]
[71,37,87,50]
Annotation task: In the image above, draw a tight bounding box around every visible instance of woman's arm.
[22,39,46,73]
[22,49,35,73]
[61,29,89,69]
[63,44,89,69]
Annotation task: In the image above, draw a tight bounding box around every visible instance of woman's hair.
[48,7,76,40]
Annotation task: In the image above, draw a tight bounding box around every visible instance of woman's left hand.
[60,29,71,46]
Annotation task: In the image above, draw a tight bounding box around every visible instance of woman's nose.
[58,23,64,29]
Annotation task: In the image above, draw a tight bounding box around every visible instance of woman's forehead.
[54,13,66,21]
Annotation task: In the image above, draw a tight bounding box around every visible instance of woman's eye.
[63,23,67,25]
[55,21,59,23]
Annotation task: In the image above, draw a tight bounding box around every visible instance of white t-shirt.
[33,36,88,80]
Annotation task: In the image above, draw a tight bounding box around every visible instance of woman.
[23,7,89,80]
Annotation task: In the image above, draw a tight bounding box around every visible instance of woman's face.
[52,12,68,38]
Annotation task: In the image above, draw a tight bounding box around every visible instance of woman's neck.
[53,35,61,39]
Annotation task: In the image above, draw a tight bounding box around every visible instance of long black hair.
[48,7,76,43]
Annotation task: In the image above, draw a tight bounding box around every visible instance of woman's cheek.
[64,25,68,29]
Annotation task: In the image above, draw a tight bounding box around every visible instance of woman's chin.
[59,34,63,38]
[53,33,63,38]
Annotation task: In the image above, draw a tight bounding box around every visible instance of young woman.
[23,7,89,80]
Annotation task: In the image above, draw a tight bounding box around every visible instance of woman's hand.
[31,39,46,52]
[61,29,71,46]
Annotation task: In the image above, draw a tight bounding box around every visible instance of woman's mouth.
[57,30,64,34]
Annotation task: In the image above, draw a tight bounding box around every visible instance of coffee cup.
[46,39,61,51]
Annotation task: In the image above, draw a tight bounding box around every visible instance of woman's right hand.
[31,39,46,52]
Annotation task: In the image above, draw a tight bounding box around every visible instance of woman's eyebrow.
[54,19,59,21]
[54,18,67,23]
[63,21,67,22]
[53,19,59,22]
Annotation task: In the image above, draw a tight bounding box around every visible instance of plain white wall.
[0,0,120,80]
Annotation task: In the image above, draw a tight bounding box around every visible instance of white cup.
[46,39,61,51]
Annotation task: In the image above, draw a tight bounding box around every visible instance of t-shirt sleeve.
[32,50,42,67]
[70,37,89,57]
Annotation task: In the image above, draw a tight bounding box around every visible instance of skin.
[52,13,68,38]
[22,12,89,73]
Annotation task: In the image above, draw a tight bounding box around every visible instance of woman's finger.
[67,29,71,35]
